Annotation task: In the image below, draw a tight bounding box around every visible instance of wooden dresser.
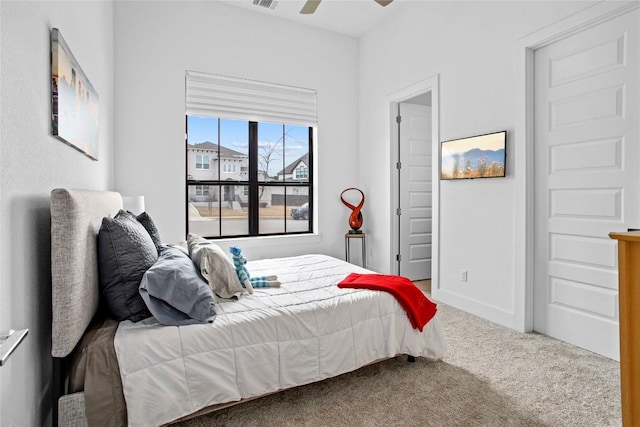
[609,231,640,427]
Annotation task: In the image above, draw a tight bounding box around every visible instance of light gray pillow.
[139,247,216,326]
[187,234,244,299]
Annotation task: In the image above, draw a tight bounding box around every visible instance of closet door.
[533,9,639,360]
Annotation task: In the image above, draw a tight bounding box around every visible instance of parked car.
[290,202,309,220]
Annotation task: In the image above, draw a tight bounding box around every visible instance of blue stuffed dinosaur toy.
[229,246,280,294]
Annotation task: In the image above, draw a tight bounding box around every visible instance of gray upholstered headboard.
[50,188,122,358]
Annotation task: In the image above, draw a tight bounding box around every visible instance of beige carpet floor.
[172,296,621,427]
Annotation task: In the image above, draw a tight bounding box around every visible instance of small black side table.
[345,232,366,268]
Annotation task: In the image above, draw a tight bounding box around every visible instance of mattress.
[114,254,446,426]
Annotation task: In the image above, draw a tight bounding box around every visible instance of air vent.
[252,0,278,10]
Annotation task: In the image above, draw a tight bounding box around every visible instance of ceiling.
[219,0,403,38]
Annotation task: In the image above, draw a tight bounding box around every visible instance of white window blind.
[186,71,317,127]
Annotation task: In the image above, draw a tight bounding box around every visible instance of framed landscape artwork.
[51,28,99,160]
[441,130,506,180]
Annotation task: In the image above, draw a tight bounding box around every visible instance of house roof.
[278,152,309,175]
[188,141,247,159]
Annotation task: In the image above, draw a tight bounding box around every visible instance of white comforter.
[114,254,446,426]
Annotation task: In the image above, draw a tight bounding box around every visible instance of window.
[186,117,313,238]
[185,71,316,239]
[295,164,309,180]
[195,185,209,197]
[196,154,209,170]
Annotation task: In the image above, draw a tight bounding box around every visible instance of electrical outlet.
[460,270,468,282]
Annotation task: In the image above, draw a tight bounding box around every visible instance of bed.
[51,188,446,426]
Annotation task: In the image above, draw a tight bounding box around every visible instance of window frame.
[186,118,314,239]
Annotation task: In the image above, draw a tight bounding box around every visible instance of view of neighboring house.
[187,141,248,181]
[187,141,309,207]
[277,152,310,182]
[270,152,310,205]
[187,141,248,203]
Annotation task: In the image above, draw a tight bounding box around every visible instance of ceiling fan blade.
[374,0,393,6]
[300,0,322,14]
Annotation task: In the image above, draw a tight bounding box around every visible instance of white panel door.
[399,103,432,280]
[533,9,639,360]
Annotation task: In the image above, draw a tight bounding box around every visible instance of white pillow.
[187,234,244,299]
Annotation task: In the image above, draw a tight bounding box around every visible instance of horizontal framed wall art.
[441,130,506,180]
[51,28,99,160]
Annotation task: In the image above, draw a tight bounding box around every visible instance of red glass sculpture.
[340,188,365,233]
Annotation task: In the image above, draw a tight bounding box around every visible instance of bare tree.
[259,141,282,181]
[258,128,292,202]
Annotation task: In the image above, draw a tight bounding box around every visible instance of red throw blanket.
[337,273,437,332]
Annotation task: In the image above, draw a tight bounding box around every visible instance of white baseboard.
[432,288,522,332]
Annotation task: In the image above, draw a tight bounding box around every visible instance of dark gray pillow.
[139,247,216,326]
[136,211,162,250]
[98,210,158,322]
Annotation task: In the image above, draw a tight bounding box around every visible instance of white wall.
[358,1,595,329]
[113,1,359,261]
[0,1,114,425]
[0,1,617,422]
